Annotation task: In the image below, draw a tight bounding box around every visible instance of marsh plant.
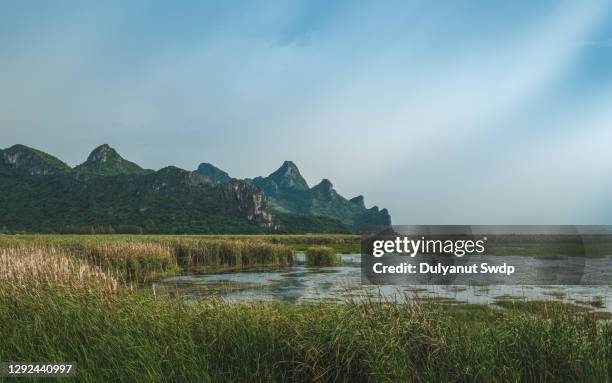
[0,236,295,283]
[0,246,118,292]
[0,287,609,382]
[171,239,293,270]
[305,246,341,266]
[0,236,610,382]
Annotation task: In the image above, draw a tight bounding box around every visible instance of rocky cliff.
[249,162,391,231]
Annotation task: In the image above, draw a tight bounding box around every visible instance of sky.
[2,1,612,224]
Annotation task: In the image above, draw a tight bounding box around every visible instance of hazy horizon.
[2,1,612,224]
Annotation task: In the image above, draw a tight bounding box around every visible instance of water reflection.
[158,254,612,311]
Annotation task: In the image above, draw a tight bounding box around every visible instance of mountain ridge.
[267,160,309,191]
[0,144,72,175]
[249,162,391,231]
[0,144,391,233]
[195,163,231,183]
[75,144,152,176]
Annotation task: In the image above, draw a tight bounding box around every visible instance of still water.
[158,254,612,311]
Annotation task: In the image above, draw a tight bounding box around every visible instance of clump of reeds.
[78,241,178,284]
[265,234,360,253]
[0,246,118,293]
[173,239,293,270]
[305,246,341,266]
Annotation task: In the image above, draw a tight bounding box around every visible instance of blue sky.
[2,1,612,224]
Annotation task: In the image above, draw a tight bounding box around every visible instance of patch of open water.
[157,254,612,311]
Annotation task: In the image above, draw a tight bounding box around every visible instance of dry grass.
[0,245,118,292]
[0,236,294,284]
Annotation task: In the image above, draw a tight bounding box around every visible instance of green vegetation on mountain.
[0,164,270,234]
[0,144,71,175]
[195,162,231,183]
[273,213,351,234]
[0,145,274,233]
[250,161,391,231]
[74,144,152,176]
[266,160,310,190]
[0,144,388,234]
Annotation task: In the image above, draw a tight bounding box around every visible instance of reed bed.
[0,289,609,382]
[0,246,118,292]
[78,241,178,284]
[0,236,295,284]
[0,239,179,284]
[170,239,293,270]
[265,234,360,252]
[305,246,341,266]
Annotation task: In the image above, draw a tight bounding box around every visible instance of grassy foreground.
[0,236,610,382]
[1,288,610,382]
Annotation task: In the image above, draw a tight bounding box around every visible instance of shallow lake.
[158,254,612,311]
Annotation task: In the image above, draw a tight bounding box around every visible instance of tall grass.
[169,239,293,270]
[0,288,609,382]
[305,246,341,266]
[79,241,178,284]
[0,246,118,292]
[265,234,360,253]
[0,238,610,381]
[0,236,295,284]
[0,240,178,284]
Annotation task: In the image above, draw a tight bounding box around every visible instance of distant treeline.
[60,225,144,235]
[0,214,352,235]
[1,225,147,235]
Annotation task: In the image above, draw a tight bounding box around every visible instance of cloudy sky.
[2,1,612,224]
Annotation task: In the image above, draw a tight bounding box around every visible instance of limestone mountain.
[349,195,365,208]
[0,145,272,233]
[250,162,391,231]
[195,163,231,183]
[266,161,309,191]
[0,144,71,176]
[0,144,389,234]
[75,144,152,176]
